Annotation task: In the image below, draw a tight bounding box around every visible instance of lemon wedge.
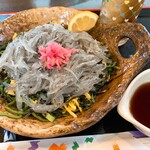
[68,11,99,32]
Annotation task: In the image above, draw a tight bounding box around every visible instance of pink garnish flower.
[38,42,78,70]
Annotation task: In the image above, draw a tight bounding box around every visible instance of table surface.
[0,4,150,143]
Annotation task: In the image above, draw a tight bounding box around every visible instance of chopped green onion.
[45,113,55,122]
[31,112,49,122]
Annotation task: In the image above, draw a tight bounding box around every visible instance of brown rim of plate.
[0,7,150,138]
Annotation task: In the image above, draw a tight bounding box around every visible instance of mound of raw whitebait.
[0,24,110,113]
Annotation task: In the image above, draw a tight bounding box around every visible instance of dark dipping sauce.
[130,83,150,128]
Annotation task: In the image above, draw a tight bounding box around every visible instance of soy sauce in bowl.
[118,69,150,136]
[130,83,150,129]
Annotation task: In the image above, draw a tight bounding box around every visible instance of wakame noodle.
[0,24,116,121]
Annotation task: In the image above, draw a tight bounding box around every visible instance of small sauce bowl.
[117,69,150,137]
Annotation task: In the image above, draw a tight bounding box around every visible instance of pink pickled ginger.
[38,42,78,70]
